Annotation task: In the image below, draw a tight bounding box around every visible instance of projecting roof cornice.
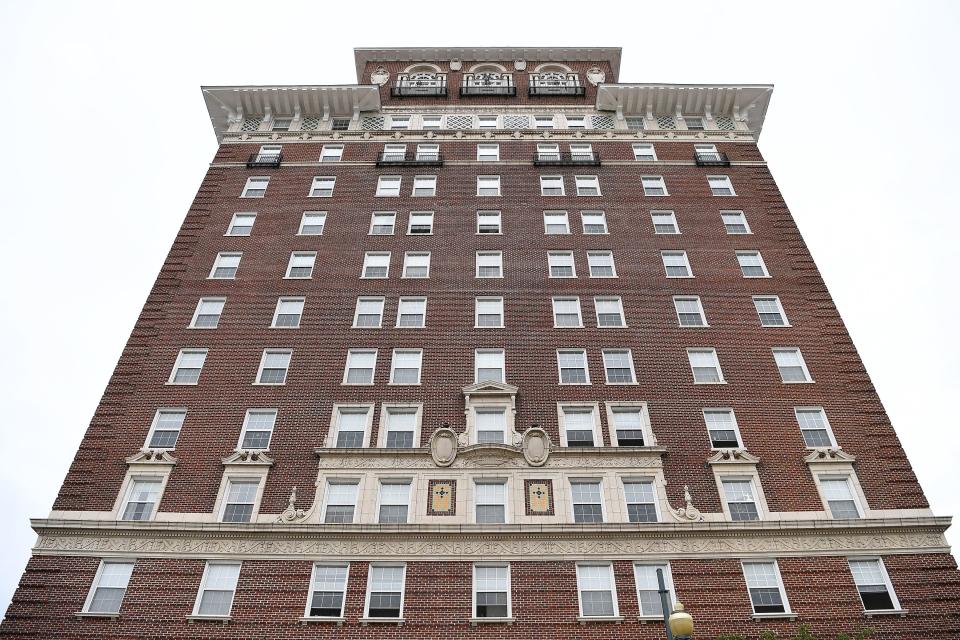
[201,85,381,143]
[595,83,773,138]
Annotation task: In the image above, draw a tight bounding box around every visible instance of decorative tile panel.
[427,479,456,516]
[524,479,554,516]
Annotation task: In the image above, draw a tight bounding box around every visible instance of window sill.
[751,613,797,621]
[299,616,345,625]
[186,615,231,624]
[74,611,120,619]
[360,617,405,626]
[577,615,624,624]
[470,617,515,625]
[864,609,908,618]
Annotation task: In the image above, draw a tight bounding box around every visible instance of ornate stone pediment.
[707,449,760,465]
[125,450,178,466]
[221,450,274,467]
[804,447,856,464]
[462,380,518,398]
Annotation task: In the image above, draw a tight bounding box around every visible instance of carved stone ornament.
[707,449,760,465]
[276,486,308,523]
[670,484,705,523]
[586,66,606,86]
[430,428,459,467]
[804,447,856,464]
[521,427,551,467]
[514,59,526,71]
[370,66,390,86]
[125,450,178,466]
[449,58,462,71]
[221,450,275,467]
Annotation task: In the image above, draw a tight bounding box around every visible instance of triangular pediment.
[462,381,519,396]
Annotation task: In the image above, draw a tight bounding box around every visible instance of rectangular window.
[576,564,617,617]
[365,565,405,618]
[662,251,692,278]
[704,409,742,448]
[477,144,500,161]
[575,175,601,196]
[190,298,225,329]
[594,296,625,327]
[581,211,608,234]
[272,297,304,328]
[334,408,370,447]
[687,348,724,383]
[323,481,359,522]
[370,212,396,235]
[320,144,343,162]
[602,349,636,384]
[390,349,422,384]
[475,348,505,383]
[421,115,442,129]
[209,252,241,279]
[407,211,434,234]
[674,296,707,327]
[557,349,590,384]
[475,481,507,523]
[271,117,291,131]
[561,406,596,447]
[376,176,401,197]
[612,407,646,446]
[256,144,281,159]
[309,176,336,197]
[641,176,668,196]
[344,349,377,385]
[774,348,812,383]
[540,175,564,196]
[389,115,411,130]
[221,479,259,522]
[651,210,680,234]
[239,409,276,450]
[402,251,430,278]
[742,561,788,614]
[306,564,348,618]
[708,175,736,196]
[475,409,506,444]
[477,115,498,129]
[474,564,511,619]
[412,175,436,196]
[378,481,411,523]
[362,252,390,278]
[477,210,501,234]
[587,251,616,277]
[626,117,645,130]
[624,480,658,523]
[571,481,604,523]
[384,408,417,448]
[299,211,326,235]
[565,116,586,129]
[634,564,674,616]
[632,143,657,161]
[226,213,256,236]
[552,297,582,327]
[256,349,291,385]
[476,251,503,278]
[169,349,207,385]
[570,144,594,161]
[475,297,504,328]
[722,210,751,234]
[737,251,770,277]
[193,562,241,617]
[353,297,385,328]
[543,211,570,234]
[121,478,162,521]
[382,144,406,161]
[285,251,316,278]
[548,251,576,278]
[331,118,351,131]
[849,559,900,612]
[754,296,789,326]
[416,144,439,161]
[477,175,501,196]
[820,477,862,518]
[537,143,560,161]
[83,560,134,614]
[241,177,268,198]
[534,115,554,129]
[396,297,426,328]
[146,409,185,449]
[723,479,760,521]
[796,408,836,448]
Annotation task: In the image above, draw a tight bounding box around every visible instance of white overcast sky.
[1,0,958,614]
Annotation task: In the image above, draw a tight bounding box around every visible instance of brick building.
[2,46,958,639]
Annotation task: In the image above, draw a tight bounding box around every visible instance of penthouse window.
[309,176,336,197]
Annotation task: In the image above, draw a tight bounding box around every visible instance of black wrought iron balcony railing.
[390,74,448,98]
[460,73,517,97]
[533,151,601,166]
[376,151,444,167]
[528,73,586,97]
[694,151,731,167]
[246,153,282,168]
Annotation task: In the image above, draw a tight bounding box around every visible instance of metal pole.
[657,568,675,640]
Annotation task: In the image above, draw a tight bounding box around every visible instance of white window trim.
[320,477,362,523]
[721,210,752,234]
[570,479,608,524]
[716,472,770,522]
[557,402,603,447]
[225,212,256,236]
[167,348,208,385]
[476,175,502,196]
[687,348,726,384]
[303,562,350,620]
[641,175,669,196]
[254,349,291,386]
[298,211,326,236]
[144,408,186,450]
[342,349,378,386]
[703,408,744,449]
[575,175,602,197]
[794,406,838,449]
[552,296,583,328]
[191,561,242,618]
[474,296,505,328]
[708,175,737,196]
[320,144,344,162]
[411,175,437,197]
[476,210,502,235]
[472,563,513,620]
[241,176,268,198]
[475,251,504,278]
[116,473,168,522]
[369,211,397,235]
[633,562,675,619]
[753,296,791,327]
[673,296,708,327]
[813,472,869,519]
[284,252,317,279]
[580,210,608,234]
[632,143,658,161]
[474,348,506,384]
[773,347,814,383]
[472,478,511,524]
[375,479,414,524]
[620,475,663,523]
[401,251,431,279]
[389,349,423,385]
[309,176,336,198]
[353,296,385,329]
[208,252,241,280]
[587,251,617,278]
[593,296,626,328]
[548,251,576,278]
[395,296,427,328]
[477,144,500,162]
[327,404,375,448]
[189,297,226,329]
[543,210,571,235]
[363,563,406,620]
[605,401,656,447]
[556,349,591,385]
[539,175,565,196]
[406,211,435,235]
[574,562,620,619]
[236,408,277,451]
[271,297,305,329]
[81,559,135,615]
[741,560,792,616]
[215,474,266,523]
[651,210,680,235]
[376,403,424,448]
[601,349,637,385]
[375,176,402,197]
[361,252,391,279]
[737,251,771,278]
[847,557,903,613]
[661,251,693,278]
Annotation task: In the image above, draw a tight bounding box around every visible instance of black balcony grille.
[528,73,585,97]
[391,74,448,98]
[460,73,517,97]
[533,151,600,166]
[246,153,282,168]
[376,152,444,167]
[694,151,731,167]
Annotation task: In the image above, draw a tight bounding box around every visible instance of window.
[412,175,436,196]
[384,408,417,448]
[402,252,430,278]
[626,117,645,130]
[565,115,586,129]
[742,561,789,614]
[557,349,590,384]
[641,176,668,196]
[365,565,405,619]
[475,297,504,328]
[576,564,617,617]
[421,115,442,129]
[477,144,500,161]
[552,297,582,327]
[378,481,411,523]
[362,252,390,278]
[687,348,724,383]
[651,210,680,234]
[537,143,560,161]
[407,211,434,234]
[611,407,646,446]
[334,408,370,447]
[476,409,506,444]
[390,349,422,384]
[548,251,575,278]
[795,408,836,448]
[581,211,608,234]
[226,213,256,236]
[476,251,503,278]
[543,211,570,234]
[382,144,406,161]
[602,349,636,384]
[396,297,426,328]
[389,115,411,130]
[320,144,343,162]
[475,481,507,523]
[299,211,326,235]
[306,564,349,618]
[255,144,281,160]
[686,117,705,131]
[310,176,336,197]
[474,564,511,619]
[475,349,505,383]
[587,251,616,277]
[849,559,900,612]
[285,252,316,278]
[594,296,625,327]
[416,144,439,161]
[754,296,789,326]
[169,349,207,385]
[540,176,564,196]
[83,561,134,614]
[570,144,594,161]
[344,349,376,384]
[571,481,604,523]
[737,251,770,277]
[121,478,162,520]
[662,251,692,278]
[708,175,736,196]
[369,212,396,235]
[332,118,351,131]
[477,115,498,129]
[624,480,658,523]
[634,564,673,616]
[674,296,707,327]
[774,348,812,383]
[272,297,304,328]
[256,349,291,385]
[477,175,501,196]
[271,117,291,131]
[323,481,359,522]
[575,176,601,196]
[193,562,241,617]
[146,409,185,449]
[632,144,657,161]
[477,210,501,234]
[238,409,276,450]
[221,479,260,522]
[241,176,268,198]
[820,477,862,518]
[722,210,751,234]
[354,297,385,328]
[209,252,241,279]
[723,479,760,521]
[704,409,742,448]
[561,406,597,447]
[190,298,225,329]
[534,115,554,128]
[376,176,401,197]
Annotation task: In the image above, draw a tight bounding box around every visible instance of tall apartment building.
[2,47,957,639]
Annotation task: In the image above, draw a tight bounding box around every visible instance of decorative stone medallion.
[586,66,606,86]
[513,59,526,71]
[521,427,551,466]
[525,479,554,515]
[430,427,459,467]
[449,58,462,71]
[428,480,456,516]
[370,66,390,86]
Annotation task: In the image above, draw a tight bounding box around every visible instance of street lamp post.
[657,568,694,640]
[656,568,675,640]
